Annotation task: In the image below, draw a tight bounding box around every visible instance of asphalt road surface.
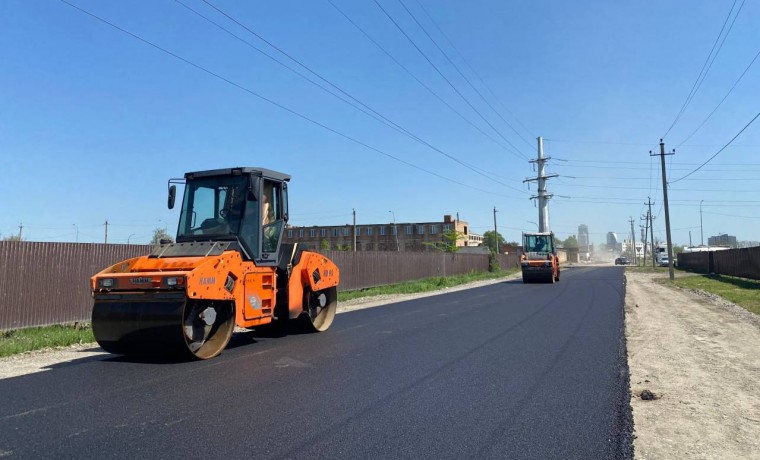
[0,266,632,459]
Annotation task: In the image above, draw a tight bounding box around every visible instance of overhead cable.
[671,110,760,183]
[58,0,521,199]
[177,0,524,192]
[662,0,745,139]
[373,0,529,161]
[402,0,534,150]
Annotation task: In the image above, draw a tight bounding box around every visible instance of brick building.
[283,215,481,252]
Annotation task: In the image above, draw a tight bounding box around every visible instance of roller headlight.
[164,276,185,288]
[98,278,116,288]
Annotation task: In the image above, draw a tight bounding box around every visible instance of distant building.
[578,224,589,252]
[606,232,618,248]
[283,214,479,252]
[708,233,737,247]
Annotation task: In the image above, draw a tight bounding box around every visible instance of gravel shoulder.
[625,271,760,459]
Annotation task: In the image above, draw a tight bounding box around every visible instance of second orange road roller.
[520,231,560,283]
[91,167,339,359]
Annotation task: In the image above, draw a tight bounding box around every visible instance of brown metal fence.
[0,242,151,331]
[323,250,519,291]
[678,246,760,280]
[0,242,519,331]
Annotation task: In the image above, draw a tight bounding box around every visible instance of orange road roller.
[91,167,339,359]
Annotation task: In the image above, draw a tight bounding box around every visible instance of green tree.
[425,229,464,253]
[150,228,174,245]
[562,235,579,248]
[482,230,505,253]
[320,239,330,250]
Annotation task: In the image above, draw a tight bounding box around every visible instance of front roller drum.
[300,286,338,332]
[92,296,235,360]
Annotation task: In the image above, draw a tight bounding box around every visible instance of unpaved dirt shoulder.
[625,271,760,459]
[0,273,522,380]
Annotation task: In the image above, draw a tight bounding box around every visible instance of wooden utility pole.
[104,219,109,244]
[651,140,675,280]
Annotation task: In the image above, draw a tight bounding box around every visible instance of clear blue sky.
[2,0,758,247]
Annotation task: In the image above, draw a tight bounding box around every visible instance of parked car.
[615,257,629,265]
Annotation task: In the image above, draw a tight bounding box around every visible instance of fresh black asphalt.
[0,266,632,459]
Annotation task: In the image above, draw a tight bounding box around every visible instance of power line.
[402,0,534,150]
[373,0,529,161]
[677,44,760,146]
[555,183,760,192]
[58,0,520,199]
[561,175,757,181]
[555,157,760,167]
[703,211,760,219]
[546,139,653,146]
[662,0,745,138]
[177,0,524,193]
[326,0,531,160]
[412,0,535,142]
[553,163,760,172]
[671,110,760,183]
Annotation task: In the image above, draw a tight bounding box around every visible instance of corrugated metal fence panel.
[495,253,520,270]
[0,242,151,331]
[714,247,760,280]
[0,243,518,330]
[679,248,760,280]
[321,251,496,291]
[678,252,709,273]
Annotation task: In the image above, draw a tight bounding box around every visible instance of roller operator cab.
[520,232,560,283]
[91,167,340,360]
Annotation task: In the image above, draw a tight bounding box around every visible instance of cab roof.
[185,167,291,182]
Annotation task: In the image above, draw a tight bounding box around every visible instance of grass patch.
[668,274,760,316]
[0,324,95,358]
[625,265,671,273]
[338,269,519,302]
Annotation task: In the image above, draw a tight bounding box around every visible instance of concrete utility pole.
[524,137,558,232]
[18,222,23,240]
[493,207,499,254]
[629,217,637,265]
[73,224,79,243]
[104,219,109,244]
[651,140,675,280]
[352,209,356,252]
